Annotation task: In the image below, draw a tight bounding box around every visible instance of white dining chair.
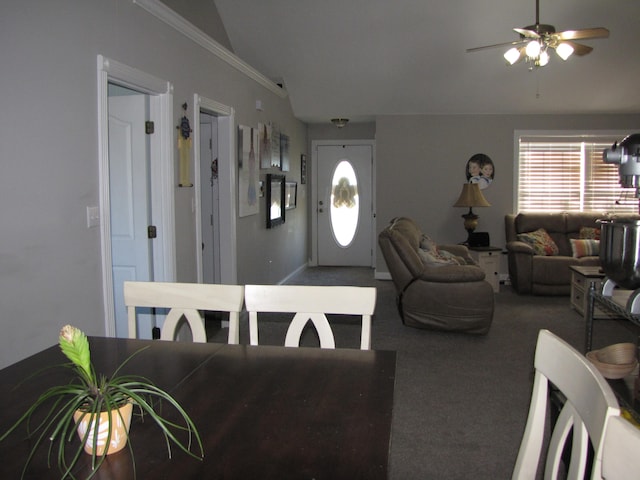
[244,284,377,350]
[124,281,245,344]
[601,415,640,480]
[512,329,620,480]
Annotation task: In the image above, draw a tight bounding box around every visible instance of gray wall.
[0,0,306,368]
[374,114,640,274]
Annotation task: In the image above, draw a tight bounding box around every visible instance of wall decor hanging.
[177,103,193,187]
[259,122,272,169]
[465,153,495,189]
[300,154,307,184]
[285,181,297,210]
[266,174,285,228]
[280,134,290,171]
[270,122,281,168]
[238,125,259,217]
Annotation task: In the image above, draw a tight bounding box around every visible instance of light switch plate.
[86,206,100,228]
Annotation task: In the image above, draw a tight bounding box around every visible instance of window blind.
[517,134,638,214]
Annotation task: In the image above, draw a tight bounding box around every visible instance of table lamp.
[453,183,491,244]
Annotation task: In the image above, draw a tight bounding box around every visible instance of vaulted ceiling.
[213,0,640,124]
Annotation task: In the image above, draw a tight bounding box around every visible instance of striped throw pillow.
[570,239,600,258]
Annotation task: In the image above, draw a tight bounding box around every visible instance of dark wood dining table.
[0,337,396,479]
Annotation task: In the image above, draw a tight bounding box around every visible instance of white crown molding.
[133,0,287,99]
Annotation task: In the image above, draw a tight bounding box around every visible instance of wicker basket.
[586,342,638,379]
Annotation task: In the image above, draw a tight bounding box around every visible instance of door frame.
[193,94,237,284]
[97,55,175,337]
[310,139,376,267]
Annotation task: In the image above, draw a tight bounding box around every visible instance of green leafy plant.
[1,325,204,479]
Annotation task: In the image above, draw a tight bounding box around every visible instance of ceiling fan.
[467,0,609,69]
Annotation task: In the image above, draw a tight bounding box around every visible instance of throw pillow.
[517,228,560,256]
[570,239,600,258]
[418,234,465,266]
[438,249,466,265]
[418,248,465,267]
[579,227,600,240]
[419,234,438,253]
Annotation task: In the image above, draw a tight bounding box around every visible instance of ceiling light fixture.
[556,42,574,61]
[505,31,570,69]
[469,0,609,71]
[331,118,349,128]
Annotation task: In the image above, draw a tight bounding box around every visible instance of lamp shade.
[453,183,491,208]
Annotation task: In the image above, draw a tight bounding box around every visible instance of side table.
[569,265,608,319]
[468,246,501,293]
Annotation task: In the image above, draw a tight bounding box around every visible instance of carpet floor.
[208,267,638,479]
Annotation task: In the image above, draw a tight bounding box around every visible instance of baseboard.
[375,270,392,281]
[279,263,308,285]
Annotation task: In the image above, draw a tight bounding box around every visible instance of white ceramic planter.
[73,402,133,456]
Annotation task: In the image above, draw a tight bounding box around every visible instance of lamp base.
[461,208,479,243]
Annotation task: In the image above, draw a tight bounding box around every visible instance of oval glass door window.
[330,160,359,247]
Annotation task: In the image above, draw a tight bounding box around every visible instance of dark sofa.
[505,212,606,295]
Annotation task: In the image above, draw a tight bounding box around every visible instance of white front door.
[316,144,374,266]
[199,112,221,284]
[108,91,153,338]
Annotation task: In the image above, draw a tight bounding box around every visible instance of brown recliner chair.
[378,217,494,334]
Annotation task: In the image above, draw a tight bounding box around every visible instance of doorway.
[199,111,220,284]
[312,140,376,267]
[108,86,153,338]
[98,55,175,338]
[193,94,237,285]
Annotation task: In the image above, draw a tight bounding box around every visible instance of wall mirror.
[266,174,285,228]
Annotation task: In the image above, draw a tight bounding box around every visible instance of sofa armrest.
[506,240,535,255]
[419,265,486,283]
[505,241,534,293]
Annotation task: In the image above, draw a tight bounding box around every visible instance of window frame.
[514,130,639,214]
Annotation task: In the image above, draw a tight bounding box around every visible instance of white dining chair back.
[124,281,245,344]
[601,415,640,480]
[244,284,376,350]
[512,329,620,480]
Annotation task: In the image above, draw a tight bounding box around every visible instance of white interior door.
[108,91,153,338]
[317,144,373,266]
[199,112,221,284]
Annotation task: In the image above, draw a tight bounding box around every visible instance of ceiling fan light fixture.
[504,47,522,65]
[538,49,550,66]
[556,42,574,60]
[467,0,608,70]
[525,40,541,58]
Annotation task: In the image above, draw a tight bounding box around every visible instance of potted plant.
[1,325,204,479]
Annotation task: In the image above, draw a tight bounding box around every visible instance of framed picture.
[237,125,259,217]
[266,174,285,228]
[270,122,281,169]
[258,122,271,169]
[300,154,307,184]
[285,181,297,210]
[280,134,290,171]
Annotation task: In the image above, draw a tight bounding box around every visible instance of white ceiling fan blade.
[513,28,540,39]
[467,39,527,53]
[556,28,609,41]
[564,41,594,56]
